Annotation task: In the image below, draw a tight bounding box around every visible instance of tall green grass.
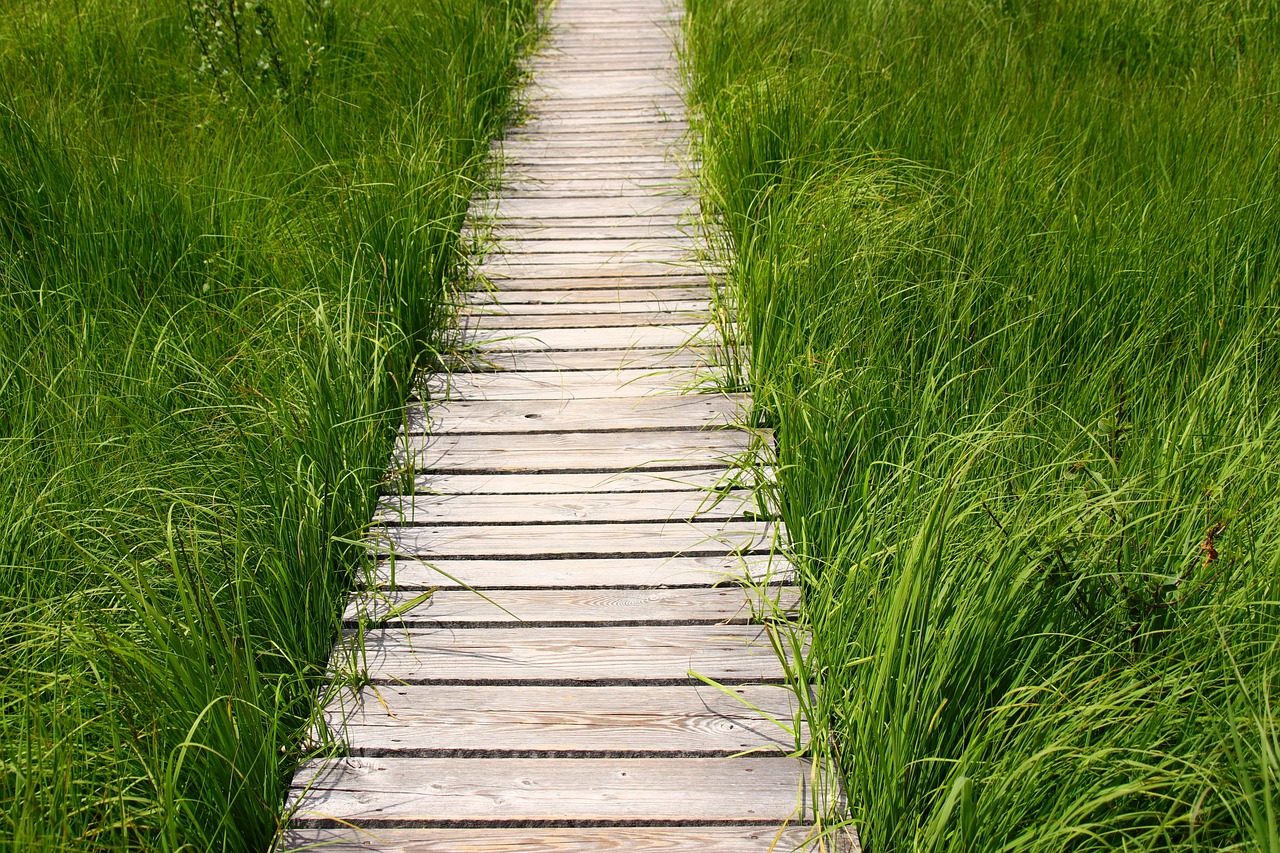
[686,0,1280,848]
[0,0,534,848]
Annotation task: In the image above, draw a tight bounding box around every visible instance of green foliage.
[0,0,535,848]
[687,0,1280,848]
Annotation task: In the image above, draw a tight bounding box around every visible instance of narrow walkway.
[284,0,815,849]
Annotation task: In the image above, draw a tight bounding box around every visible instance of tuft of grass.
[686,0,1280,849]
[0,0,536,848]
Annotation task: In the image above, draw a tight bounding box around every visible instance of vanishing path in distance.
[284,0,817,848]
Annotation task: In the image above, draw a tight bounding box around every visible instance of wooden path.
[283,0,826,849]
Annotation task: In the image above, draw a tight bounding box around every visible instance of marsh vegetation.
[0,0,533,847]
[687,0,1280,848]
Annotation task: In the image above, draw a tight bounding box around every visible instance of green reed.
[0,0,535,848]
[686,0,1280,848]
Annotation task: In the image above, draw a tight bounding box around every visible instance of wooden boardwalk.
[283,0,825,849]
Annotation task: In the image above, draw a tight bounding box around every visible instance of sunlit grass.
[0,0,535,848]
[686,0,1280,849]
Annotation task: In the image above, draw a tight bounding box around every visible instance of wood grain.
[461,286,710,304]
[344,586,799,626]
[463,310,709,331]
[369,554,794,590]
[453,348,712,372]
[423,368,719,400]
[394,429,758,473]
[328,625,792,683]
[371,520,778,559]
[465,325,712,352]
[280,826,829,853]
[402,468,756,495]
[288,757,810,824]
[375,489,759,524]
[321,684,804,753]
[401,395,745,434]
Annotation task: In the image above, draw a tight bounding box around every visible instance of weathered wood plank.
[465,297,709,315]
[321,684,803,753]
[424,368,718,399]
[372,521,777,559]
[370,554,793,590]
[344,586,799,626]
[496,182,691,200]
[462,287,709,304]
[402,468,756,495]
[402,395,743,435]
[480,262,704,280]
[394,429,756,472]
[374,489,760,525]
[281,826,826,853]
[478,197,695,219]
[463,311,708,330]
[483,236,695,252]
[481,273,711,291]
[483,241,696,257]
[465,325,712,352]
[288,757,810,824]
[329,625,791,682]
[455,348,713,372]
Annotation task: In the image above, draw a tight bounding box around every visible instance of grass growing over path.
[0,0,533,848]
[686,0,1280,848]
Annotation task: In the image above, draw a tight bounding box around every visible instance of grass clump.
[0,0,535,848]
[685,0,1280,848]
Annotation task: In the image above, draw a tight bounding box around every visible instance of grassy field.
[686,0,1280,849]
[0,0,533,848]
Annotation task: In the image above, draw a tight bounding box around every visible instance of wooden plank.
[328,626,791,682]
[288,757,810,823]
[281,826,828,853]
[474,219,692,234]
[424,368,718,399]
[402,468,756,495]
[484,239,696,254]
[497,158,685,171]
[455,348,712,372]
[401,395,744,435]
[478,197,695,219]
[320,684,803,753]
[462,287,710,304]
[374,489,760,525]
[394,429,755,472]
[344,586,799,626]
[462,301,710,317]
[496,181,691,199]
[465,325,712,352]
[463,311,708,330]
[480,249,695,264]
[370,554,793,589]
[372,521,777,559]
[519,100,685,113]
[481,262,703,279]
[481,273,711,291]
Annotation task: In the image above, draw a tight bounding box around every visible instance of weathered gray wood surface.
[328,626,791,682]
[368,554,792,589]
[401,395,745,434]
[344,586,799,626]
[402,468,758,494]
[394,429,758,472]
[281,827,824,853]
[282,0,830,847]
[374,488,759,524]
[323,684,802,753]
[290,757,807,823]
